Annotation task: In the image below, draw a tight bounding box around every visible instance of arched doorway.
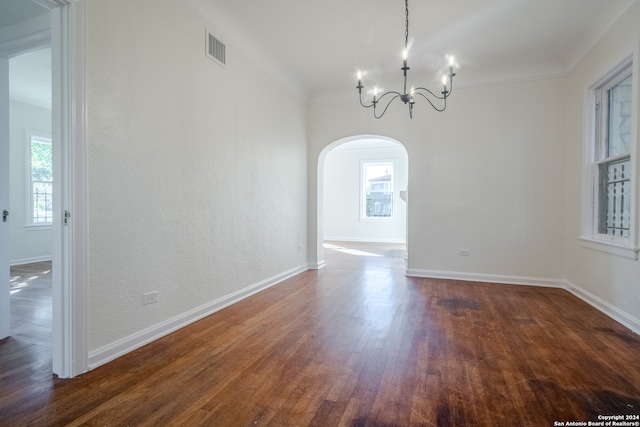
[316,135,408,269]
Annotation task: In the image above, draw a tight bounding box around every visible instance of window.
[361,161,394,219]
[27,132,53,225]
[582,57,638,259]
[597,72,632,238]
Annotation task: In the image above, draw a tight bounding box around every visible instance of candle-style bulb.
[448,55,455,67]
[402,49,408,61]
[357,70,362,80]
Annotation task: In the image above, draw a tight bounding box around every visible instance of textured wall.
[308,78,567,280]
[564,4,640,323]
[9,100,52,264]
[86,0,308,351]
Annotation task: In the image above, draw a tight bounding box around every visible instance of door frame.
[51,0,88,379]
[0,58,9,340]
[0,0,88,378]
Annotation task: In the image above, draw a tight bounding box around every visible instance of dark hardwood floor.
[1,246,640,426]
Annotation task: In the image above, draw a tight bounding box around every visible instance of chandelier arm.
[359,90,403,113]
[376,90,403,102]
[445,75,455,97]
[413,91,447,112]
[441,76,455,97]
[359,93,375,108]
[413,87,448,101]
[374,94,402,119]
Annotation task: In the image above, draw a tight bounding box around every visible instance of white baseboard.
[323,237,406,244]
[563,279,640,335]
[406,268,640,336]
[88,263,309,370]
[308,260,325,270]
[10,255,53,266]
[405,268,565,288]
[89,264,640,370]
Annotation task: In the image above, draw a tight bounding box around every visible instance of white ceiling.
[3,0,639,108]
[0,0,48,28]
[184,0,640,104]
[10,48,51,110]
[1,0,51,109]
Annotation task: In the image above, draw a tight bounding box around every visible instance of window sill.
[359,217,395,222]
[25,224,52,231]
[579,237,640,260]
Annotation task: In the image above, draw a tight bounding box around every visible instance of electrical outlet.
[143,291,159,305]
[458,248,470,256]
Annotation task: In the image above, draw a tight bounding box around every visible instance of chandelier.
[356,0,457,119]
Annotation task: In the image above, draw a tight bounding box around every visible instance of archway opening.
[317,135,409,270]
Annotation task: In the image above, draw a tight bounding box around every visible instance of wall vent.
[206,30,226,67]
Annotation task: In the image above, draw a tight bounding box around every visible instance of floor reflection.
[322,240,406,273]
[9,261,52,345]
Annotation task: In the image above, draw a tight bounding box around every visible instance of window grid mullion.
[590,60,634,243]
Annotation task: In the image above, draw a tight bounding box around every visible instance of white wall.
[86,0,308,356]
[564,5,640,327]
[309,78,567,281]
[323,141,407,243]
[9,100,52,264]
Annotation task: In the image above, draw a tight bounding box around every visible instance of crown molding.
[31,0,74,10]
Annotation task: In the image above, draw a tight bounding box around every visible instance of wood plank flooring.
[1,246,640,426]
[8,261,52,345]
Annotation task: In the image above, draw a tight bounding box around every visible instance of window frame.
[581,53,639,260]
[25,130,53,228]
[360,159,396,221]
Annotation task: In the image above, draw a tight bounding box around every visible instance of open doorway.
[1,0,88,378]
[8,47,53,347]
[0,0,87,379]
[320,136,408,270]
[0,0,55,375]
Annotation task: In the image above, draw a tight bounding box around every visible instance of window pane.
[598,157,630,238]
[607,74,632,157]
[364,163,393,218]
[30,137,53,224]
[32,181,53,223]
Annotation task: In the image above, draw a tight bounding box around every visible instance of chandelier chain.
[405,0,409,48]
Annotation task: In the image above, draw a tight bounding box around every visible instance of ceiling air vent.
[206,30,226,67]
